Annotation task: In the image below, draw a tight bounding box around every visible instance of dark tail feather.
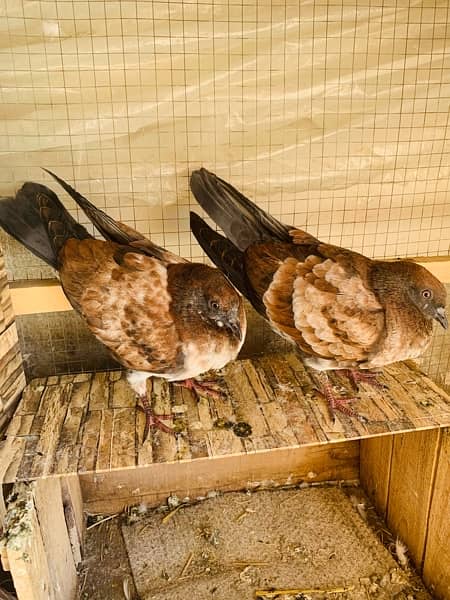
[189,168,291,251]
[43,168,142,245]
[0,182,90,269]
[190,212,248,297]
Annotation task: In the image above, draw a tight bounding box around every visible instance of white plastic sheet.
[0,0,449,271]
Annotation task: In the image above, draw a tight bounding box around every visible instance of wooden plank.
[171,385,192,461]
[61,475,85,566]
[268,354,329,444]
[80,440,360,514]
[0,256,14,334]
[55,405,85,474]
[111,408,136,469]
[224,361,273,448]
[2,354,450,485]
[110,373,135,408]
[4,484,54,600]
[150,378,178,463]
[386,429,441,570]
[0,323,25,431]
[178,386,208,461]
[77,410,102,473]
[0,437,29,528]
[95,408,114,471]
[33,478,78,598]
[29,384,72,478]
[9,255,450,317]
[88,372,109,410]
[423,429,450,600]
[360,435,393,518]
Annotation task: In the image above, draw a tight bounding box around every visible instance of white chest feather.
[178,339,242,380]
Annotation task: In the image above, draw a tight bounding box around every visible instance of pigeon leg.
[340,369,385,391]
[137,393,174,442]
[174,377,223,400]
[312,371,367,423]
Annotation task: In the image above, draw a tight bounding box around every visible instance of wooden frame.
[360,429,450,599]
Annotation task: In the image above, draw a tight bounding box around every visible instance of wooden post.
[1,479,80,600]
[0,251,26,434]
[0,250,26,529]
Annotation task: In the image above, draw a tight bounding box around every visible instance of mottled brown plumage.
[190,168,447,419]
[0,176,246,437]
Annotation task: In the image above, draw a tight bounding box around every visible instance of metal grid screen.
[1,1,450,387]
[1,0,450,277]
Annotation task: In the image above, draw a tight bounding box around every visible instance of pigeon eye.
[422,289,432,299]
[210,300,220,310]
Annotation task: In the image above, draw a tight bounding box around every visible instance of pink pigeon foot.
[137,394,174,442]
[175,377,224,400]
[312,371,368,423]
[340,369,386,391]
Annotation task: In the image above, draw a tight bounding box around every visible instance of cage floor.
[2,352,450,484]
[79,485,432,600]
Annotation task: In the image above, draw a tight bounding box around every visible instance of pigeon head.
[198,268,245,340]
[405,263,448,329]
[373,260,448,330]
[170,263,245,341]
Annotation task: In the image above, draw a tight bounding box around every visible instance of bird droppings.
[213,418,253,437]
[1,483,34,558]
[232,421,253,437]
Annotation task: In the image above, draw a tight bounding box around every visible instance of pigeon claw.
[312,371,368,424]
[341,369,386,391]
[175,377,224,401]
[137,394,174,442]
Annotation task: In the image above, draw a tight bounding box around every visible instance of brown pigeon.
[0,173,246,439]
[189,168,447,420]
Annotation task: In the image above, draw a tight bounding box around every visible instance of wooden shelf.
[1,351,450,514]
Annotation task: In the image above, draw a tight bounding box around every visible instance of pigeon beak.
[435,307,448,330]
[226,319,243,341]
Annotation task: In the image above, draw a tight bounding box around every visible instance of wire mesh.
[0,1,449,384]
[1,0,449,277]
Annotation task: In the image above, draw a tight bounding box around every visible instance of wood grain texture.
[0,256,26,434]
[2,353,450,486]
[2,481,78,600]
[422,429,450,600]
[359,436,393,518]
[0,323,26,433]
[0,255,14,334]
[33,478,78,599]
[80,440,360,514]
[386,429,441,569]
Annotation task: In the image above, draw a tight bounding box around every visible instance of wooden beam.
[80,441,360,515]
[8,256,450,316]
[9,281,71,315]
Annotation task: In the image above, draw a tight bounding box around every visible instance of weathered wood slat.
[1,352,450,486]
[0,257,14,334]
[2,481,78,600]
[80,440,360,514]
[422,430,450,599]
[386,429,441,569]
[359,436,393,517]
[0,324,26,430]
